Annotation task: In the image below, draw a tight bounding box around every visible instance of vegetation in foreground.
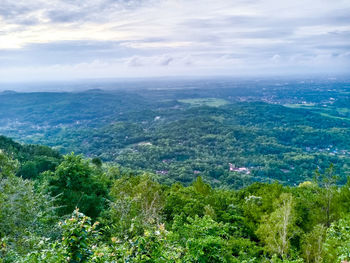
[2,135,350,262]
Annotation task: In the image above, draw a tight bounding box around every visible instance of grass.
[337,108,350,114]
[284,104,350,122]
[284,103,316,108]
[179,98,229,107]
[319,113,350,121]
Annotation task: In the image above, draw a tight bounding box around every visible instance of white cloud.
[0,0,349,80]
[271,54,281,63]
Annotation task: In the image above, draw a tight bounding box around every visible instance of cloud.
[0,0,349,81]
[126,56,144,67]
[0,40,141,66]
[271,54,281,63]
[158,55,173,66]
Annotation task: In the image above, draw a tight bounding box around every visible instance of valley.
[1,77,350,187]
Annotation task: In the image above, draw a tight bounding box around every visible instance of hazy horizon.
[1,74,349,93]
[1,0,349,82]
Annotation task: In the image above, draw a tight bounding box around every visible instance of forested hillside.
[1,78,350,187]
[0,135,62,179]
[1,135,350,262]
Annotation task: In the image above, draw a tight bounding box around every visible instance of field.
[179,98,229,107]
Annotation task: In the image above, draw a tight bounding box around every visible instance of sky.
[0,0,349,81]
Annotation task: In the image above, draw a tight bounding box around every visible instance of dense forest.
[2,78,350,262]
[1,134,350,262]
[1,78,350,187]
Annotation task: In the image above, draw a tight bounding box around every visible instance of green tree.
[171,215,231,262]
[91,157,102,168]
[49,153,107,218]
[256,193,298,259]
[301,224,326,263]
[0,169,58,259]
[22,209,100,263]
[314,164,340,226]
[61,209,100,263]
[323,216,350,263]
[110,224,183,262]
[0,150,18,178]
[106,174,164,237]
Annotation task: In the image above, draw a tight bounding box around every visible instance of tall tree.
[314,164,340,226]
[256,193,298,259]
[301,224,326,263]
[49,153,107,218]
[323,216,350,263]
[0,150,18,178]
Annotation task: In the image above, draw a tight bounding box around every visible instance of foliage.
[301,224,326,263]
[171,215,232,262]
[0,135,62,179]
[60,209,100,262]
[111,225,184,262]
[0,152,58,260]
[105,174,165,237]
[256,193,299,259]
[2,82,350,187]
[323,216,350,263]
[0,150,18,178]
[49,153,108,218]
[4,132,350,262]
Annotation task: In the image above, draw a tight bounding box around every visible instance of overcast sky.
[0,0,349,81]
